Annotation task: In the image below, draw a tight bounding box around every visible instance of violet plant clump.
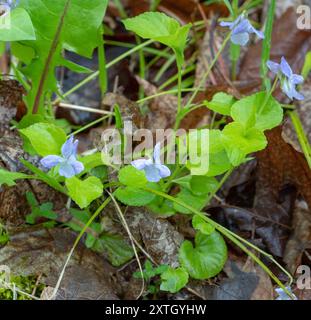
[0,4,301,298]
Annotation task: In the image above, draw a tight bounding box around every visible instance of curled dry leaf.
[283,200,311,274]
[126,207,184,268]
[212,261,259,300]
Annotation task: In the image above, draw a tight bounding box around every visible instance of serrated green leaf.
[118,165,147,188]
[205,92,235,116]
[231,92,283,131]
[0,8,35,41]
[115,186,155,206]
[19,122,66,156]
[179,231,227,280]
[66,176,103,208]
[222,122,267,166]
[160,267,189,293]
[0,169,28,187]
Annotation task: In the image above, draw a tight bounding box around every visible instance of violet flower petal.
[280,57,293,78]
[155,164,171,179]
[231,32,250,46]
[61,136,78,159]
[40,155,63,169]
[131,158,152,170]
[153,142,162,165]
[144,165,162,183]
[58,162,76,178]
[267,60,281,74]
[68,159,84,175]
[291,74,304,85]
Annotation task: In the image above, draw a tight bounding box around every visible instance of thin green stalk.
[177,62,183,114]
[159,65,195,90]
[136,88,203,104]
[150,0,162,11]
[258,76,278,115]
[105,40,170,58]
[97,26,107,97]
[136,36,146,100]
[289,110,311,168]
[185,33,232,110]
[205,167,233,204]
[69,114,111,137]
[155,54,175,82]
[261,0,276,90]
[144,187,294,299]
[112,0,127,19]
[230,0,240,81]
[53,39,154,104]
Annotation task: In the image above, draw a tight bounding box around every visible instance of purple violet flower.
[40,136,84,178]
[267,56,304,101]
[131,143,171,183]
[220,14,264,46]
[275,286,297,300]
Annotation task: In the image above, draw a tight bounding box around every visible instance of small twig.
[31,273,43,296]
[58,102,113,115]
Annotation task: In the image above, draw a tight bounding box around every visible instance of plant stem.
[97,26,108,97]
[206,167,233,204]
[136,88,203,104]
[136,36,146,100]
[288,110,311,168]
[260,0,276,91]
[150,0,162,11]
[69,114,111,137]
[177,62,183,114]
[159,65,195,90]
[32,0,72,114]
[258,76,278,115]
[53,39,154,105]
[104,40,170,58]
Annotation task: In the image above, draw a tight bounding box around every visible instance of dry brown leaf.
[0,226,118,300]
[283,200,311,274]
[255,127,311,256]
